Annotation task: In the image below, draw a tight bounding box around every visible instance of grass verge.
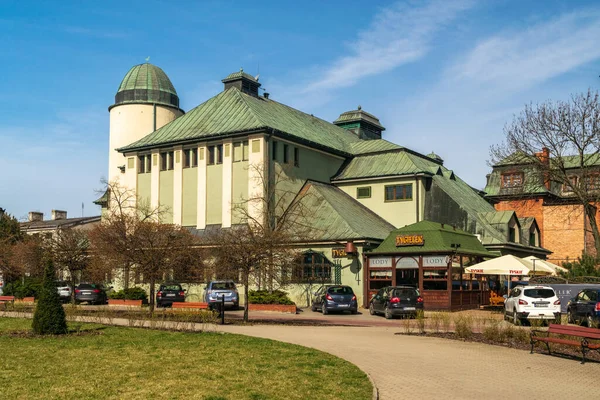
[0,317,372,400]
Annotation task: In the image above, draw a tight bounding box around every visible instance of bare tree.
[491,90,600,256]
[208,163,317,322]
[50,228,90,303]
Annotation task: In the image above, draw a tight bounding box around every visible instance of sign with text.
[332,248,347,258]
[369,257,393,268]
[423,255,450,267]
[395,257,419,269]
[395,234,425,247]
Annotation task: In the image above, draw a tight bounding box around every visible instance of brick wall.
[543,204,585,263]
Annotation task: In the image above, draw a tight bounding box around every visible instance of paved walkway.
[3,311,598,399]
[217,324,599,400]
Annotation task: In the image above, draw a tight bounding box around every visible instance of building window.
[191,148,198,167]
[207,145,223,165]
[208,146,215,165]
[584,174,600,191]
[563,176,578,193]
[272,141,278,161]
[509,227,516,242]
[242,140,249,161]
[283,144,289,164]
[146,155,152,173]
[183,149,191,168]
[294,147,300,167]
[138,156,146,173]
[291,252,332,283]
[501,172,524,188]
[384,184,413,201]
[529,232,536,246]
[160,152,168,171]
[357,187,371,199]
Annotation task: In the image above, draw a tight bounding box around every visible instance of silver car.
[56,281,71,302]
[204,280,239,309]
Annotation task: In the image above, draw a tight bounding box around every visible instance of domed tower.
[107,63,184,183]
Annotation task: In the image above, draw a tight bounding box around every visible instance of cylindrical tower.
[108,63,184,184]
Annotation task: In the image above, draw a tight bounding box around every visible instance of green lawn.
[0,318,372,400]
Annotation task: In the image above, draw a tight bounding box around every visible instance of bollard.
[221,295,225,325]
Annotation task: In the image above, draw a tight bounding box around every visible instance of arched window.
[292,251,333,283]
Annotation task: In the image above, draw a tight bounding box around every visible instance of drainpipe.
[153,103,157,131]
[415,177,420,222]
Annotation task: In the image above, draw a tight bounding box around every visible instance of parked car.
[156,282,186,307]
[369,286,423,319]
[56,281,71,303]
[74,283,109,305]
[504,285,561,325]
[311,285,358,314]
[567,289,600,328]
[204,280,239,309]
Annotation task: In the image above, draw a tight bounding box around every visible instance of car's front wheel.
[369,303,375,316]
[322,303,328,315]
[311,303,317,312]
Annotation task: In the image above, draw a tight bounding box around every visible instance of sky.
[1,0,600,221]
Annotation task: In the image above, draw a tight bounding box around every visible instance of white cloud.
[303,0,474,93]
[449,10,600,91]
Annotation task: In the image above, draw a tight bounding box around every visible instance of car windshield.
[78,284,100,289]
[393,288,419,298]
[212,282,236,290]
[524,288,555,298]
[161,285,181,291]
[327,286,353,295]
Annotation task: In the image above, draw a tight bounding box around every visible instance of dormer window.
[562,176,578,193]
[501,172,524,188]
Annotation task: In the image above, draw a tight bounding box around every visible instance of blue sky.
[1,0,600,221]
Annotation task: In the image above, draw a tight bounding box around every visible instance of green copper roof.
[113,63,180,109]
[371,220,496,257]
[118,87,362,153]
[295,181,395,241]
[349,139,403,155]
[332,149,440,181]
[222,69,259,83]
[334,106,385,130]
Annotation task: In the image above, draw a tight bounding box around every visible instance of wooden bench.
[171,302,209,310]
[0,295,15,309]
[531,324,600,364]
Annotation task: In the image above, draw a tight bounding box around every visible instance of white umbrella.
[523,256,568,275]
[465,254,553,276]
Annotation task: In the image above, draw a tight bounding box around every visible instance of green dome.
[112,63,180,109]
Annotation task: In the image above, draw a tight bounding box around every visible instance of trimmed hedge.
[108,287,148,301]
[248,290,295,305]
[2,277,42,299]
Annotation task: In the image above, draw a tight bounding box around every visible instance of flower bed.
[248,303,297,314]
[108,299,143,307]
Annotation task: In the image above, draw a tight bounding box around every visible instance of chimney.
[534,147,551,190]
[51,210,67,220]
[28,212,44,222]
[333,106,385,140]
[264,92,269,99]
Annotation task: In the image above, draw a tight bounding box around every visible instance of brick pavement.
[217,324,600,400]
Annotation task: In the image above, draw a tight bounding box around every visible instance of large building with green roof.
[104,63,548,307]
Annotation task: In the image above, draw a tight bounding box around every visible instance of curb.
[366,371,379,400]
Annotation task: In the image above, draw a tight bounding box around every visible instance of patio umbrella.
[464,254,554,276]
[522,256,568,275]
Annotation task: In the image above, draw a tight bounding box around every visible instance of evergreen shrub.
[248,290,295,305]
[2,277,41,299]
[32,261,68,335]
[108,287,148,301]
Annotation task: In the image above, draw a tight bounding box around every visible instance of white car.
[504,285,561,325]
[56,281,71,303]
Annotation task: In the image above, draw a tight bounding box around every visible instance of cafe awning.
[522,256,568,275]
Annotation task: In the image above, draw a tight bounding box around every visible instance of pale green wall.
[206,164,223,225]
[337,178,426,228]
[270,140,345,211]
[159,170,174,223]
[232,160,249,224]
[182,168,198,226]
[137,173,151,207]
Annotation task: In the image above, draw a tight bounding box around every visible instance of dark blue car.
[311,285,358,315]
[567,289,600,327]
